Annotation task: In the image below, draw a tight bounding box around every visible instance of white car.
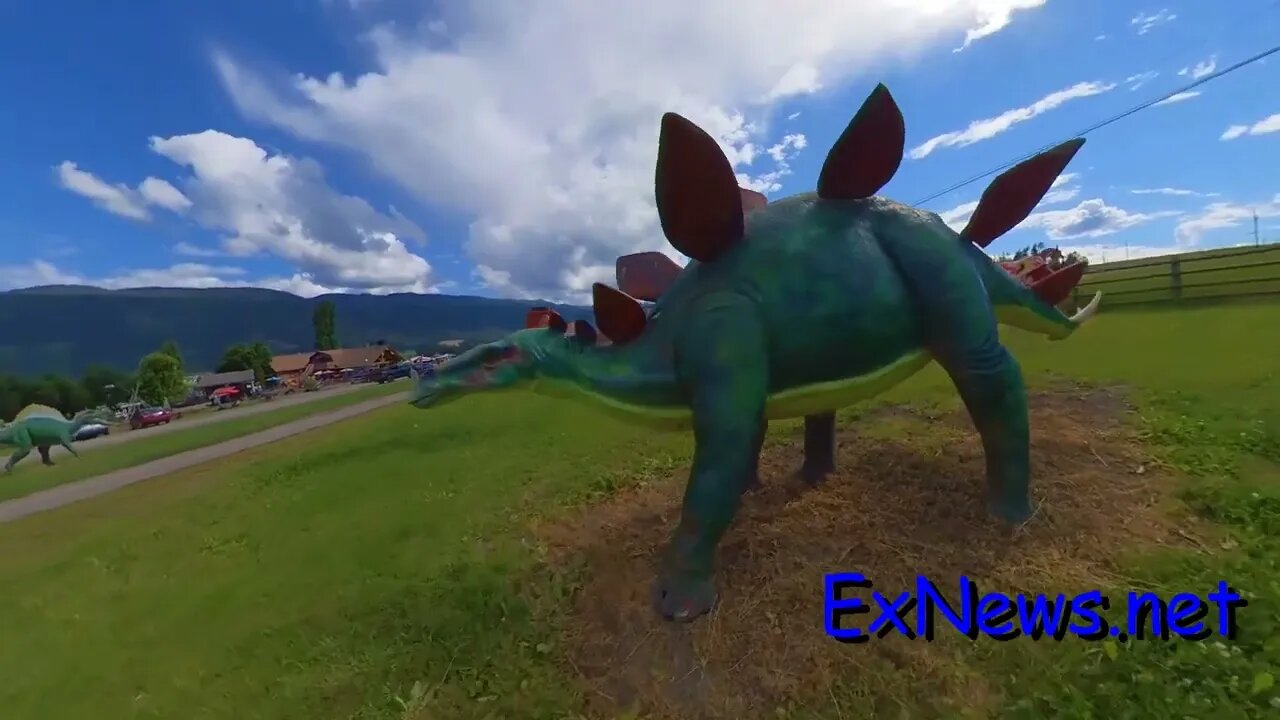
[73,422,111,441]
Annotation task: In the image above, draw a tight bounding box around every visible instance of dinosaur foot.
[987,493,1033,527]
[795,462,834,487]
[651,574,719,623]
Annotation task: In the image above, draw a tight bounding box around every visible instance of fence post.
[1170,258,1182,301]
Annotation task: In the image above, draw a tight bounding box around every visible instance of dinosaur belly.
[762,349,932,420]
[536,349,933,431]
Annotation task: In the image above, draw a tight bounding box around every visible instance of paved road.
[44,382,397,460]
[0,390,408,524]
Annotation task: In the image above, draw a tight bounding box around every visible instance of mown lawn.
[0,381,407,503]
[0,303,1275,719]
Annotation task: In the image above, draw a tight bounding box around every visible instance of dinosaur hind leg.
[38,445,55,466]
[799,412,836,484]
[938,342,1033,524]
[878,220,1033,525]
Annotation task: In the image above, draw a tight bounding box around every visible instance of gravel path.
[42,382,388,460]
[0,391,407,524]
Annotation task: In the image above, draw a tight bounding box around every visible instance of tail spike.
[961,138,1086,248]
[817,83,906,200]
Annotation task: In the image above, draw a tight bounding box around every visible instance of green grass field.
[0,381,407,503]
[0,304,1276,719]
[1073,242,1280,307]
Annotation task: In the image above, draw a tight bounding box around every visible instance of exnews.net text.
[824,573,1247,643]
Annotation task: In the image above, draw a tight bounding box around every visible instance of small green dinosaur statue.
[408,84,1101,622]
[0,404,112,473]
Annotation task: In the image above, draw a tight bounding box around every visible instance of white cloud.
[1054,242,1177,264]
[1220,113,1280,141]
[1154,90,1200,106]
[210,0,1049,301]
[63,130,435,293]
[908,80,1116,159]
[1124,71,1158,91]
[1130,187,1218,198]
[56,162,153,221]
[1178,55,1217,80]
[786,111,801,121]
[1094,34,1108,41]
[173,241,224,257]
[1131,9,1176,35]
[739,133,808,194]
[138,177,193,213]
[954,0,1045,51]
[0,259,412,298]
[938,200,980,231]
[1041,186,1080,205]
[1041,171,1082,205]
[1022,198,1181,240]
[1175,194,1280,246]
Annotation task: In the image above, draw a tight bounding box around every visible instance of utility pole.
[1254,210,1260,246]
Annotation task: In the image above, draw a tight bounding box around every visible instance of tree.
[136,352,187,406]
[28,374,90,415]
[313,301,337,350]
[81,365,134,407]
[158,340,183,368]
[216,342,276,382]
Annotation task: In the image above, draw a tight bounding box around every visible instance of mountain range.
[0,285,593,378]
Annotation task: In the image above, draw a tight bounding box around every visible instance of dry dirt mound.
[534,385,1194,719]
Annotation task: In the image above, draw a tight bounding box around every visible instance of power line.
[913,42,1280,208]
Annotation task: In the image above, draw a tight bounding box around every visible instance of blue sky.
[1,0,1278,302]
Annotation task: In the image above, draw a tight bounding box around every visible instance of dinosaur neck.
[533,337,684,427]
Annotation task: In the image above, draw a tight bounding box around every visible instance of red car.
[130,407,173,430]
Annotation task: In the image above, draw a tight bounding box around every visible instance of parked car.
[376,363,412,383]
[73,422,111,441]
[130,407,173,430]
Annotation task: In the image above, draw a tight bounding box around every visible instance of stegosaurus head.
[409,312,604,409]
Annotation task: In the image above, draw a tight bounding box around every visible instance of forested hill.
[0,285,592,378]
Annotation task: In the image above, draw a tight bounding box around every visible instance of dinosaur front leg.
[654,299,768,622]
[799,412,837,484]
[59,438,80,459]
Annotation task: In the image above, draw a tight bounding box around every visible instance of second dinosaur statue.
[1,404,112,473]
